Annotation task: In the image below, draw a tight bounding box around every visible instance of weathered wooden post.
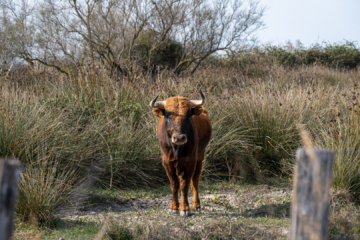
[0,159,21,240]
[290,148,334,240]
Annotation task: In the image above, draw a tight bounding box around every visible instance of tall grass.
[17,158,79,224]
[312,83,360,194]
[1,61,360,223]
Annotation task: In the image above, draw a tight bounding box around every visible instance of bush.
[266,46,302,66]
[321,42,360,69]
[216,41,360,70]
[266,41,360,69]
[131,30,183,73]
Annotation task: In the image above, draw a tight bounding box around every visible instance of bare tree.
[0,0,36,70]
[173,0,266,74]
[29,0,153,75]
[1,0,266,76]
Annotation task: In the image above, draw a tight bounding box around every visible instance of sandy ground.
[57,185,292,237]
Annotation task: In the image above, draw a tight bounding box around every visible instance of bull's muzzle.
[171,134,187,145]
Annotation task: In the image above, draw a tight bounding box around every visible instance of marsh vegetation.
[0,59,359,239]
[1,0,360,238]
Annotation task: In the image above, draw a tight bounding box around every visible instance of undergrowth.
[1,61,360,224]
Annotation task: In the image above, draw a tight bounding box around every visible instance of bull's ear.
[153,108,165,118]
[191,106,203,116]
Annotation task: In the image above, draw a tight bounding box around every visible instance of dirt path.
[57,184,292,239]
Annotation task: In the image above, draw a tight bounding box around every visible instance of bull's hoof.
[180,210,191,217]
[168,209,179,215]
[194,206,201,211]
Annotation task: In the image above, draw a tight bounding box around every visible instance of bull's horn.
[190,89,205,108]
[150,95,165,108]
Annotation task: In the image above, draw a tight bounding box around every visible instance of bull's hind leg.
[191,160,203,211]
[163,161,179,214]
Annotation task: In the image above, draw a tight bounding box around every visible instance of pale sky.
[257,0,360,47]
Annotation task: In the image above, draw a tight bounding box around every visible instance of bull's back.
[192,107,212,154]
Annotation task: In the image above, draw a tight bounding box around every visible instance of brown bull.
[150,90,212,216]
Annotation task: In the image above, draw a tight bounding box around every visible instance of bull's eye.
[165,111,172,118]
[186,110,191,119]
[166,127,173,135]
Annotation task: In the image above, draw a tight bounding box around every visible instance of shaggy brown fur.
[153,96,212,213]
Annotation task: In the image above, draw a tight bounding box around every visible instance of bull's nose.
[172,134,187,145]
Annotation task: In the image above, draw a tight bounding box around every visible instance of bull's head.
[150,90,205,145]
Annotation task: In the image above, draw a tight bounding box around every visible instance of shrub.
[266,41,360,69]
[131,30,183,73]
[266,46,302,66]
[321,41,360,69]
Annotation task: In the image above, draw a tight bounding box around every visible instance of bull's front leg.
[179,173,192,216]
[191,160,203,211]
[163,161,179,214]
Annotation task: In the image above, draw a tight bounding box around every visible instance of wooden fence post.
[289,148,334,240]
[0,159,21,240]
